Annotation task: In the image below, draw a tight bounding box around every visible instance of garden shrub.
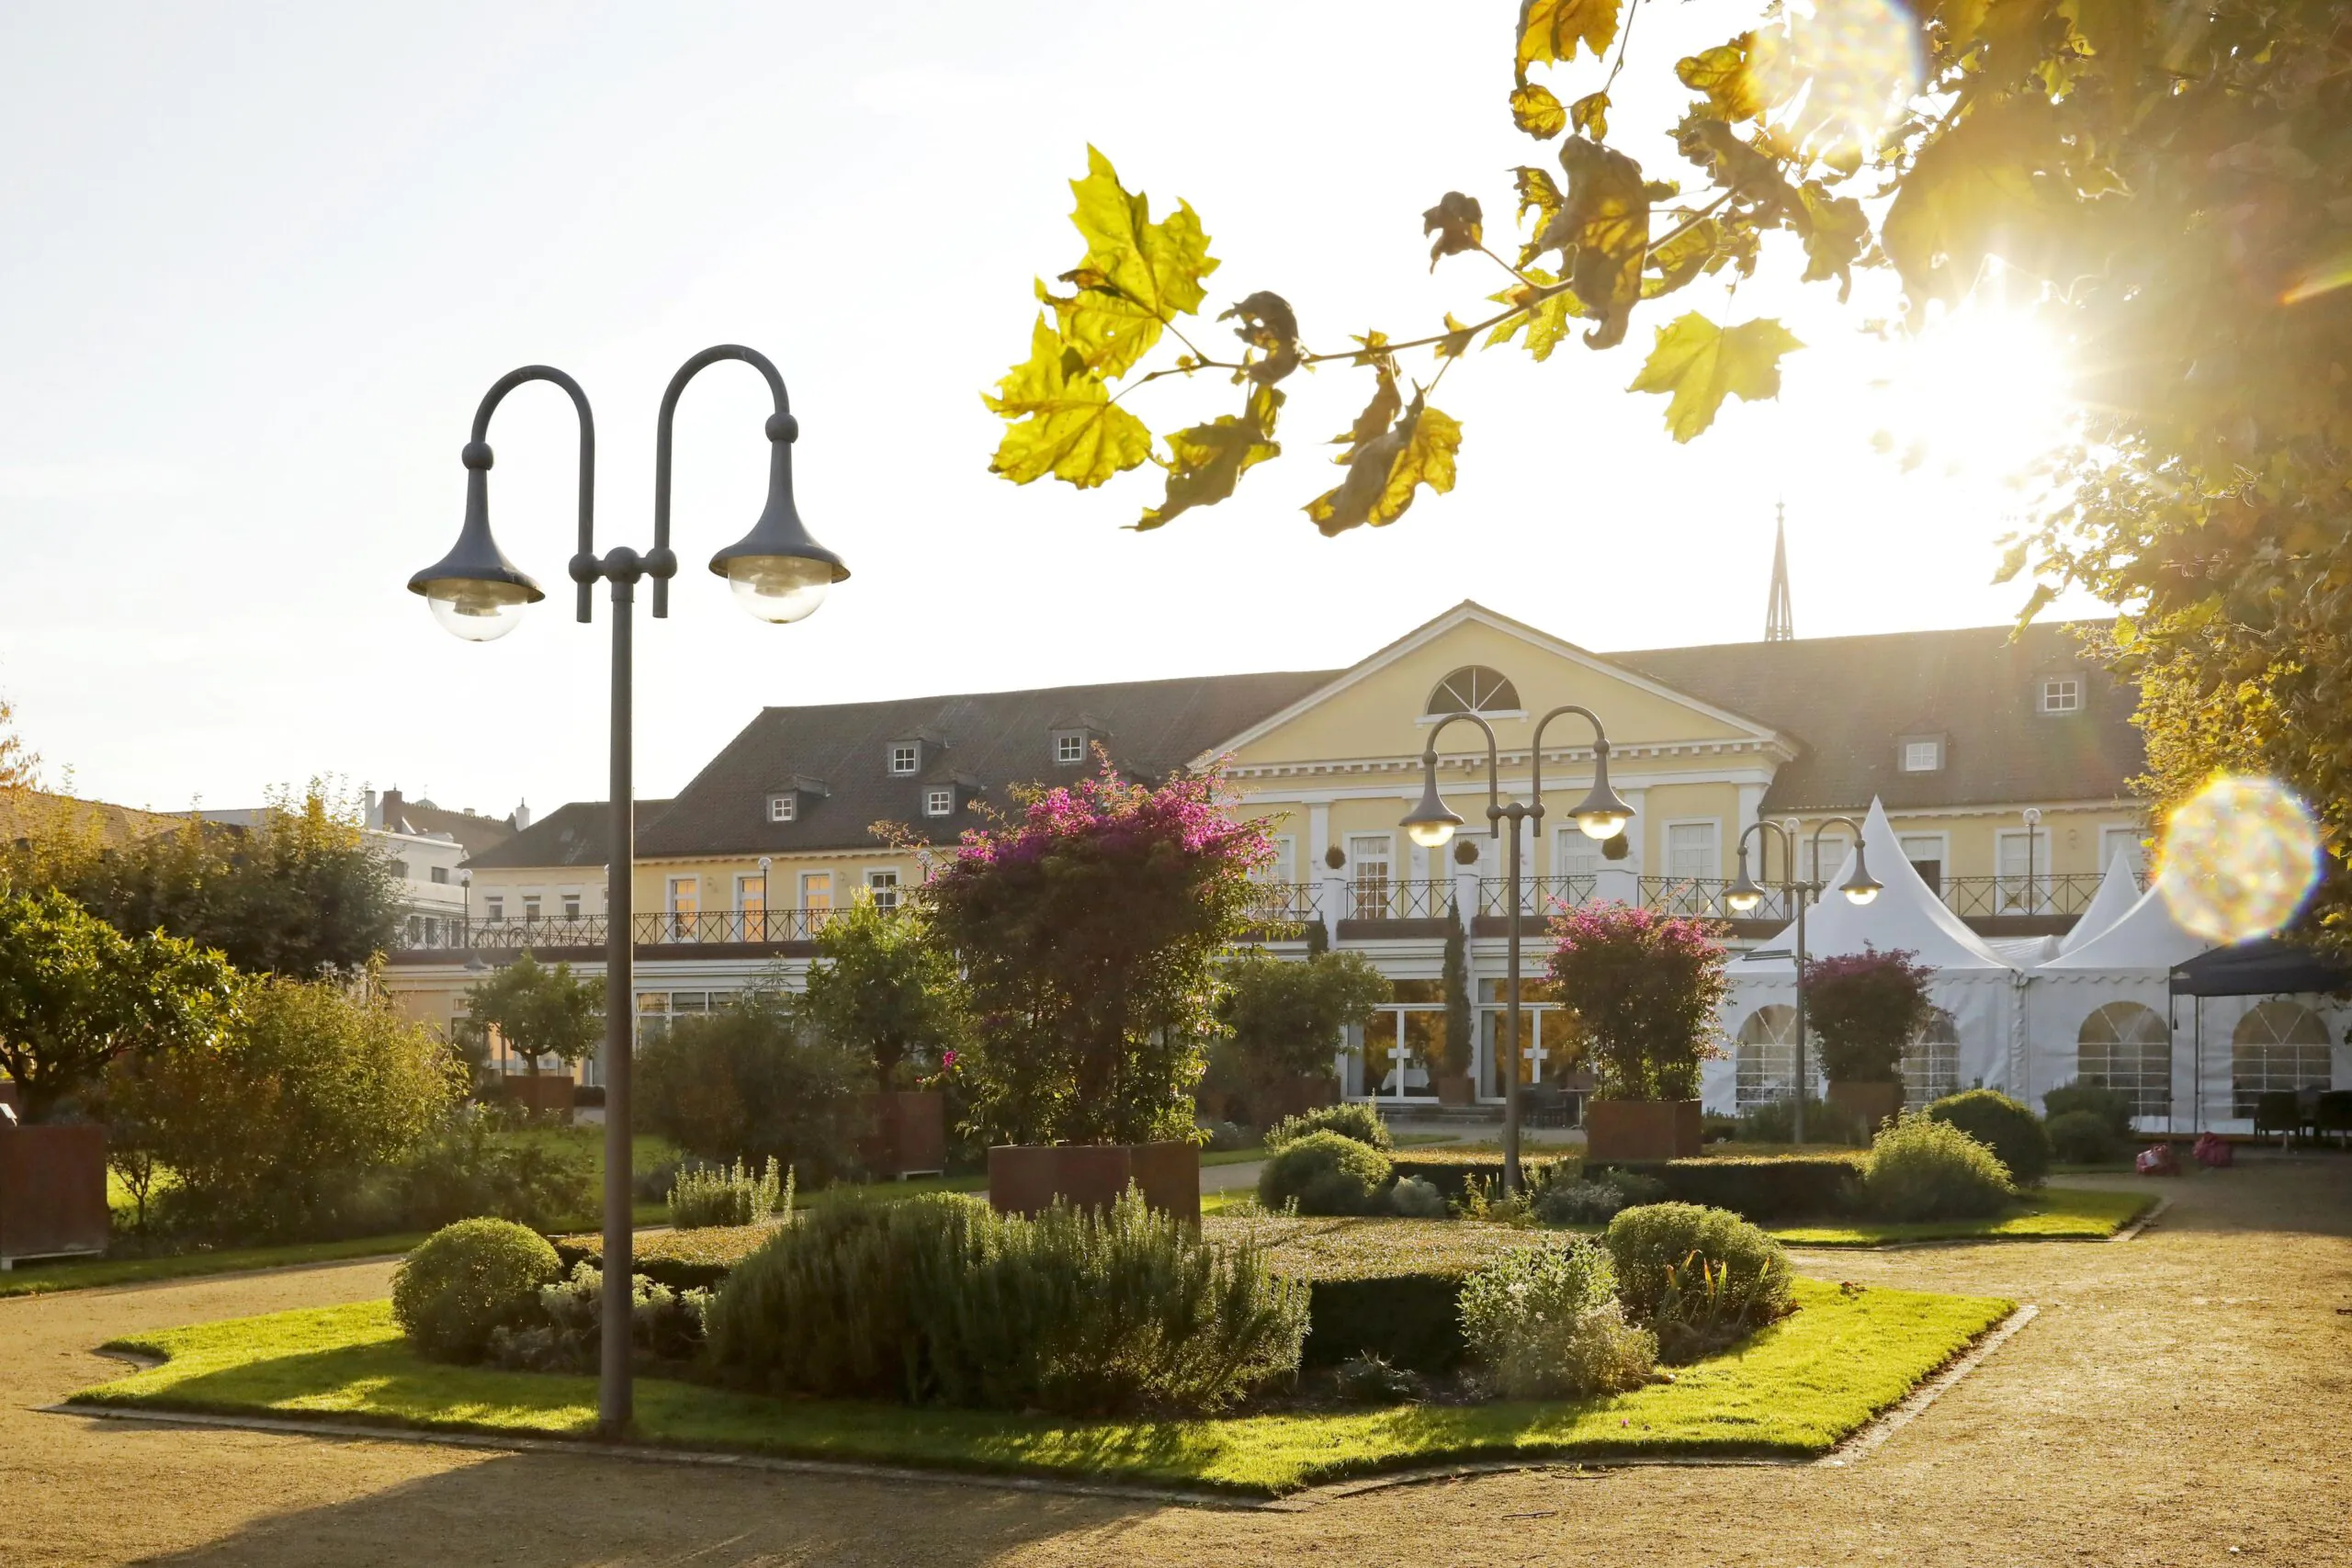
[668,1156,794,1228]
[1861,1112,2014,1221]
[392,1218,562,1361]
[1457,1238,1658,1398]
[1735,1095,1868,1147]
[400,1107,595,1232]
[1800,947,1934,1084]
[1388,1146,1572,1198]
[1257,1131,1393,1215]
[1600,1154,1863,1221]
[1225,948,1389,1126]
[2041,1081,2136,1138]
[556,1224,770,1293]
[1332,1352,1423,1404]
[2045,1109,2122,1166]
[635,987,868,1181]
[1533,1177,1629,1225]
[707,1190,1306,1416]
[486,1261,710,1372]
[1264,1101,1391,1151]
[1928,1089,2052,1187]
[1198,1118,1256,1152]
[1603,1203,1794,1362]
[1545,902,1730,1100]
[1388,1176,1447,1218]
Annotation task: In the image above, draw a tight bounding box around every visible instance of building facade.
[382,603,2147,1100]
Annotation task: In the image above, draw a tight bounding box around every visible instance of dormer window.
[1055,731,1086,765]
[924,786,955,818]
[765,776,827,822]
[889,742,919,775]
[2040,677,2081,715]
[767,794,797,823]
[1900,737,1943,773]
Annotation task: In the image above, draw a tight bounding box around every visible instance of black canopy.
[2169,936,2352,998]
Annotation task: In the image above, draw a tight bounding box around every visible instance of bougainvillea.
[920,761,1272,1145]
[1545,901,1728,1102]
[1801,947,1935,1086]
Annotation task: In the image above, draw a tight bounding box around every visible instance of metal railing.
[1243,880,1322,924]
[1639,874,1766,919]
[1342,876,1454,922]
[396,907,870,953]
[1937,872,2139,918]
[1477,874,1600,918]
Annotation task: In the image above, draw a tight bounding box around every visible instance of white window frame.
[866,868,901,909]
[560,888,583,921]
[482,895,504,925]
[2041,676,2081,714]
[1252,834,1295,886]
[768,793,797,823]
[888,743,919,775]
[924,786,955,818]
[521,892,543,922]
[800,870,833,910]
[1346,833,1394,920]
[1800,832,1853,886]
[1551,825,1601,899]
[1898,832,1950,892]
[1901,739,1941,773]
[666,874,700,941]
[1054,731,1086,765]
[1662,818,1722,883]
[1995,827,2053,913]
[2099,825,2146,874]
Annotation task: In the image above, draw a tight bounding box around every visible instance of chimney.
[380,788,404,834]
[363,787,379,829]
[513,799,532,831]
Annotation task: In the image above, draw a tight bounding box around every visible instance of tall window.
[666,876,698,941]
[800,870,833,909]
[1734,1005,1803,1114]
[888,743,919,775]
[1899,833,1945,894]
[1902,1010,1962,1110]
[2230,1001,2330,1119]
[2041,676,2081,714]
[2099,826,2146,874]
[1800,833,1850,885]
[1553,826,1601,886]
[734,873,766,941]
[866,869,900,910]
[2077,1001,2170,1121]
[1347,834,1393,919]
[1996,829,2051,912]
[1426,666,1521,715]
[1666,821,1720,882]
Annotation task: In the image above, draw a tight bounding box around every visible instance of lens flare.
[2158,775,2323,943]
[1752,0,1923,164]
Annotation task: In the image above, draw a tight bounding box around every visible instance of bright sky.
[0,1,2101,820]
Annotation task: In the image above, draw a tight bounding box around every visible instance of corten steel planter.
[1827,1079,1903,1134]
[860,1090,947,1178]
[1583,1099,1703,1162]
[988,1141,1201,1224]
[0,1123,108,1269]
[500,1073,577,1121]
[1437,1073,1476,1108]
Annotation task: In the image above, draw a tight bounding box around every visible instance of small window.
[1902,739,1941,773]
[2041,677,2081,714]
[768,793,797,823]
[389,859,410,880]
[561,892,582,920]
[888,743,919,775]
[924,787,955,818]
[522,894,542,922]
[866,869,900,910]
[430,865,449,885]
[1055,732,1086,765]
[483,897,504,924]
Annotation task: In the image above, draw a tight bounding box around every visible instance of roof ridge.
[753,667,1346,715]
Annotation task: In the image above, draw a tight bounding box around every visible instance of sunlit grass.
[1769,1186,2153,1247]
[74,1279,2011,1496]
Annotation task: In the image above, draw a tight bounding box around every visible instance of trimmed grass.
[1768,1185,2154,1247]
[71,1277,2011,1496]
[0,1234,428,1300]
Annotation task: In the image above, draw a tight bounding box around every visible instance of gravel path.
[5,1163,2347,1566]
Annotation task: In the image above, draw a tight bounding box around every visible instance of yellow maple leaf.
[1626,313,1804,442]
[1517,0,1623,73]
[985,316,1155,487]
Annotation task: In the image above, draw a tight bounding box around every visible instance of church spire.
[1764,501,1794,642]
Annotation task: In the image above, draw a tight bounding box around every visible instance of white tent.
[1706,799,2022,1115]
[2024,866,2214,1126]
[2056,852,2143,955]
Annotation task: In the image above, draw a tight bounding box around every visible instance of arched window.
[2230,1000,2331,1119]
[2076,1001,2171,1121]
[1734,1005,1803,1114]
[1427,666,1521,716]
[1902,1008,1962,1110]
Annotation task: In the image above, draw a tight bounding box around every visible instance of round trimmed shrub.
[1861,1112,2013,1221]
[2041,1081,2135,1137]
[392,1217,561,1361]
[1264,1102,1392,1152]
[1928,1089,2052,1186]
[2045,1109,2121,1167]
[1256,1130,1393,1214]
[1458,1238,1657,1399]
[1603,1202,1793,1361]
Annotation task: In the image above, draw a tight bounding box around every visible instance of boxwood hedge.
[1595,1153,1864,1221]
[556,1224,775,1292]
[1385,1146,1574,1199]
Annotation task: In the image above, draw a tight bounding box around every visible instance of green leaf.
[1516,0,1623,73]
[1138,399,1283,531]
[1306,390,1462,536]
[1676,38,1765,121]
[1570,91,1610,140]
[1510,83,1567,138]
[1422,191,1485,271]
[1626,313,1804,442]
[1046,146,1219,377]
[1536,137,1652,349]
[985,317,1156,487]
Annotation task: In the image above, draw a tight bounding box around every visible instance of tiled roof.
[390,799,517,856]
[463,799,673,870]
[1610,620,2142,813]
[632,672,1338,859]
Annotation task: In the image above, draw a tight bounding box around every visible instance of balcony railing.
[399,907,866,953]
[1477,874,1599,918]
[1341,876,1454,922]
[1243,880,1322,925]
[1936,872,2137,918]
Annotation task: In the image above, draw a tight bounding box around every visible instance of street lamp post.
[757,856,773,943]
[1401,707,1633,1192]
[408,345,847,1437]
[1724,817,1883,1144]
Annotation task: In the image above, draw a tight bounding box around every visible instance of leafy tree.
[1224,947,1390,1119]
[1441,907,1475,1079]
[634,987,868,1180]
[923,761,1273,1145]
[0,696,36,791]
[66,784,401,976]
[1545,900,1728,1101]
[1801,946,1935,1085]
[460,952,604,1080]
[797,897,965,1094]
[0,886,236,1122]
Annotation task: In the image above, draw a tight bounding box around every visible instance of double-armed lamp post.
[409,345,848,1436]
[1723,817,1883,1144]
[1399,708,1633,1193]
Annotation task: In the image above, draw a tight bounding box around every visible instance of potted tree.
[1436,908,1476,1105]
[0,887,233,1266]
[461,952,603,1122]
[1802,947,1934,1135]
[797,896,962,1178]
[1224,946,1389,1126]
[1546,901,1729,1162]
[923,761,1273,1221]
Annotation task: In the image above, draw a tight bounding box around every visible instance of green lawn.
[73,1278,2010,1496]
[0,1234,430,1300]
[1767,1185,2154,1247]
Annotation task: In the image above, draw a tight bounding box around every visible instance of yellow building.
[385,602,2145,1100]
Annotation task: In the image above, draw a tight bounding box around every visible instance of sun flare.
[1863,296,2077,486]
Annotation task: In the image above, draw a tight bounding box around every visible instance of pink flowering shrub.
[1545,901,1730,1101]
[922,761,1272,1145]
[1800,946,1935,1084]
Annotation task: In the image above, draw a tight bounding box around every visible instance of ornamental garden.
[22,764,2152,1499]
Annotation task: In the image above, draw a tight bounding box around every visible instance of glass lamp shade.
[723,554,834,624]
[1574,806,1632,840]
[423,577,532,642]
[1569,748,1634,840]
[1724,862,1765,913]
[1838,843,1884,906]
[1841,881,1883,907]
[1400,763,1464,849]
[1406,817,1459,850]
